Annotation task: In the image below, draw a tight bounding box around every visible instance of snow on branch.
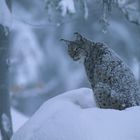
[0,0,12,28]
[45,0,88,18]
[117,0,140,25]
[59,0,76,16]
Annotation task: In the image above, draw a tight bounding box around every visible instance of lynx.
[61,33,140,110]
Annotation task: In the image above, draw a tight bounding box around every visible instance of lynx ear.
[74,32,88,43]
[74,32,83,41]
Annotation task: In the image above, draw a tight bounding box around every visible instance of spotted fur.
[62,32,140,110]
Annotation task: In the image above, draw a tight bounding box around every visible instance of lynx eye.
[73,47,77,51]
[75,47,81,52]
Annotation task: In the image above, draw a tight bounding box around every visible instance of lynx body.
[62,33,140,110]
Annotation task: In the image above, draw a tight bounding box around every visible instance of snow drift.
[11,108,28,132]
[11,88,140,140]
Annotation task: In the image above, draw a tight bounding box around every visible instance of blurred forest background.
[2,0,140,117]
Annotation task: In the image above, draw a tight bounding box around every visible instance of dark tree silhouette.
[0,1,13,140]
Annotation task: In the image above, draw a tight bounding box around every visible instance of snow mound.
[11,108,28,132]
[11,88,140,140]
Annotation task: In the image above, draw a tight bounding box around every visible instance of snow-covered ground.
[11,108,28,132]
[11,88,140,140]
[0,130,1,140]
[0,109,28,140]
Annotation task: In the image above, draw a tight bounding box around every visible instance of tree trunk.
[0,24,13,139]
[0,1,13,139]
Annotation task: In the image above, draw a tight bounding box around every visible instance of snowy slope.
[0,130,1,140]
[0,109,28,140]
[11,88,140,140]
[11,108,28,132]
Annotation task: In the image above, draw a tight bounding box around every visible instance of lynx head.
[61,32,91,61]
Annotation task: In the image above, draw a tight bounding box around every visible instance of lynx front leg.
[94,82,125,110]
